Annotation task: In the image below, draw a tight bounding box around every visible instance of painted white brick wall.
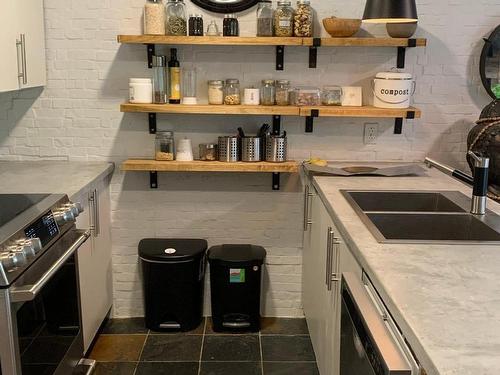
[0,0,498,317]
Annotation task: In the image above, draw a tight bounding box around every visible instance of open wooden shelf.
[121,159,300,173]
[299,105,421,118]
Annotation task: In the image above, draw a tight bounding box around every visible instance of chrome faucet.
[468,151,490,215]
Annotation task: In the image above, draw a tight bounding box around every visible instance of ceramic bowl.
[386,22,418,38]
[322,17,362,38]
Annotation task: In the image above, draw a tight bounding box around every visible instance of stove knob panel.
[0,250,27,271]
[17,238,42,257]
[66,202,84,218]
[53,209,75,226]
[27,237,43,254]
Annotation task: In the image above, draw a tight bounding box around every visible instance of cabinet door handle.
[16,34,27,85]
[331,237,341,284]
[93,189,100,237]
[326,227,334,290]
[303,186,314,231]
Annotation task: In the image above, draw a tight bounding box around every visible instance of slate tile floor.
[89,317,319,375]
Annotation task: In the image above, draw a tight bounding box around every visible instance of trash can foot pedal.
[223,321,251,328]
[159,322,181,329]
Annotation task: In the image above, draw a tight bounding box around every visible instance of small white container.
[341,86,363,107]
[129,78,153,104]
[244,88,260,105]
[373,72,415,109]
[176,138,194,161]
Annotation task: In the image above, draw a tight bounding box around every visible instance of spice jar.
[261,79,276,106]
[152,56,168,104]
[257,1,274,37]
[199,143,218,161]
[224,79,241,105]
[144,0,166,35]
[276,80,290,105]
[208,80,224,105]
[223,14,239,36]
[294,0,313,37]
[321,86,343,106]
[189,14,204,36]
[166,0,187,36]
[274,0,294,37]
[155,131,175,161]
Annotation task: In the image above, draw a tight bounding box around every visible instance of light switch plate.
[364,123,378,144]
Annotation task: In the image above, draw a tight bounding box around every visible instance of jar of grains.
[155,131,175,161]
[276,80,290,105]
[294,0,313,37]
[144,0,166,35]
[256,1,274,37]
[166,0,187,36]
[208,80,224,105]
[274,0,294,37]
[224,79,241,105]
[261,79,276,106]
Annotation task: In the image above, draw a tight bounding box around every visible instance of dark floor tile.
[101,317,148,334]
[205,318,258,335]
[22,336,75,364]
[21,364,58,375]
[135,362,199,375]
[140,335,202,362]
[94,362,136,375]
[202,335,260,361]
[200,361,262,375]
[261,318,309,335]
[262,336,316,361]
[150,318,205,335]
[264,362,319,375]
[89,335,147,362]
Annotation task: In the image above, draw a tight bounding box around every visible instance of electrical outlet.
[364,123,378,144]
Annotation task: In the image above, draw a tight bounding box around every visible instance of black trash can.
[208,244,266,332]
[139,238,207,332]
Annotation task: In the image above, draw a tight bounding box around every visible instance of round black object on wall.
[480,25,500,100]
[191,0,259,14]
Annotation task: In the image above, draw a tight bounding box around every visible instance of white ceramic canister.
[176,138,194,161]
[341,86,363,107]
[129,78,153,104]
[373,72,415,109]
[244,88,261,105]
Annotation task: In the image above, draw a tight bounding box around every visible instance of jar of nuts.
[294,0,313,37]
[274,0,294,37]
[276,80,291,105]
[166,0,187,36]
[224,79,241,105]
[155,131,175,161]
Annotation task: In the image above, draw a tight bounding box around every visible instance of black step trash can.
[208,244,266,332]
[139,238,207,332]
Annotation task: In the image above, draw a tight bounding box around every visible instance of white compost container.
[373,72,415,109]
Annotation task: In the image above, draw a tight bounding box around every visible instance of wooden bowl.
[322,17,361,37]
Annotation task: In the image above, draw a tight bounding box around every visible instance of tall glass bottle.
[152,56,168,104]
[168,48,181,104]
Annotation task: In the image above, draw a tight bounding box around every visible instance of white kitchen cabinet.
[75,177,113,353]
[0,0,46,92]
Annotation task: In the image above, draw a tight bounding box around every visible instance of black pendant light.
[363,0,418,23]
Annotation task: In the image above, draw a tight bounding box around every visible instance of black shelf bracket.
[150,171,158,189]
[396,39,417,69]
[394,110,416,134]
[272,172,281,190]
[149,113,157,134]
[272,115,281,135]
[305,109,319,133]
[147,44,155,69]
[309,38,321,69]
[276,45,285,71]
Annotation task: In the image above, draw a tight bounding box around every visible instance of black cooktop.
[0,194,50,228]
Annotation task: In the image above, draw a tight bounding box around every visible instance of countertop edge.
[68,163,115,200]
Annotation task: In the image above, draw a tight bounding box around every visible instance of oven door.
[0,228,91,375]
[340,273,418,375]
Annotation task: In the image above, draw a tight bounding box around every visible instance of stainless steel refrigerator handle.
[16,34,27,85]
[326,227,334,290]
[303,186,313,231]
[10,230,91,303]
[94,189,100,236]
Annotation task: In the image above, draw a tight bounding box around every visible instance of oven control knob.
[54,209,75,226]
[0,251,27,271]
[66,202,84,218]
[19,238,43,257]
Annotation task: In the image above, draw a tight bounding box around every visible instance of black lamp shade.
[363,0,418,23]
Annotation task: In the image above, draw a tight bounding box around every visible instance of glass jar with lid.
[144,0,166,35]
[223,14,239,36]
[274,0,294,37]
[166,0,187,36]
[261,79,276,106]
[321,86,343,106]
[224,79,241,105]
[294,0,313,37]
[256,1,274,37]
[208,80,224,105]
[276,80,290,105]
[188,14,204,36]
[155,131,175,161]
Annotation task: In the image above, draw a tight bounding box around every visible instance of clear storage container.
[289,86,321,106]
[144,0,166,35]
[274,0,294,37]
[260,79,276,106]
[294,0,313,37]
[152,56,168,104]
[208,80,224,105]
[321,86,343,106]
[166,0,187,36]
[182,68,197,104]
[257,1,274,37]
[276,80,290,105]
[224,79,241,105]
[155,131,175,161]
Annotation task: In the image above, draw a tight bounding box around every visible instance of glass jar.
[274,0,294,37]
[182,68,197,104]
[294,0,313,37]
[261,79,276,106]
[321,86,343,106]
[166,0,187,36]
[199,143,218,161]
[206,20,220,36]
[224,79,241,105]
[276,80,290,105]
[257,1,274,37]
[144,0,166,35]
[223,14,239,36]
[188,14,204,36]
[155,131,175,161]
[152,56,168,104]
[208,80,224,105]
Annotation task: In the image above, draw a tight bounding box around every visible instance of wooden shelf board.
[303,37,427,47]
[117,35,303,46]
[299,106,422,118]
[121,103,300,116]
[121,159,300,173]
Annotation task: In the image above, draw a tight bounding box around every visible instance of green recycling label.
[229,268,245,283]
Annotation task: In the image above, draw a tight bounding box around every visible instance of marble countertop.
[0,161,114,199]
[311,163,500,375]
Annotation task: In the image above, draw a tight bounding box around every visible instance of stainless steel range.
[0,194,94,375]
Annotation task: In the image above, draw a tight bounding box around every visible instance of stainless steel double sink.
[342,191,500,244]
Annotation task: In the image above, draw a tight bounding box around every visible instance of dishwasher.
[340,272,420,375]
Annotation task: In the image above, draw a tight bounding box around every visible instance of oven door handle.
[10,230,91,303]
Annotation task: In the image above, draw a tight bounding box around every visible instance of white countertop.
[311,163,500,375]
[0,161,114,199]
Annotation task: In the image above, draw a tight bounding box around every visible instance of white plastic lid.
[130,78,152,84]
[375,71,412,80]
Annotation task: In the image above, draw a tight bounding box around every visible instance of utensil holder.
[266,136,287,162]
[241,137,262,162]
[218,136,239,162]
